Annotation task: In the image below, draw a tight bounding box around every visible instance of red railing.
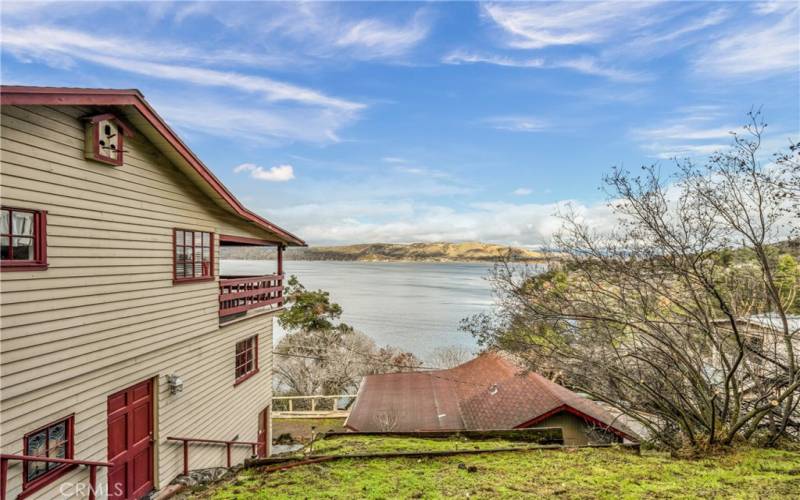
[219,274,283,318]
[166,437,259,476]
[1,454,112,500]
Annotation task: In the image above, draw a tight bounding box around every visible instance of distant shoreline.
[220,241,555,264]
[221,257,547,264]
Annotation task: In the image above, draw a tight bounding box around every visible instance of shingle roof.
[345,352,636,440]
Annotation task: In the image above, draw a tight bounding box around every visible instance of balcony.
[219,274,284,319]
[219,235,286,322]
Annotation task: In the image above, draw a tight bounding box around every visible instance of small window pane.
[48,423,67,469]
[27,461,48,482]
[176,246,186,262]
[1,236,9,259]
[26,431,46,457]
[202,232,210,247]
[202,247,210,263]
[175,230,184,246]
[12,237,34,260]
[26,430,48,481]
[195,232,203,246]
[1,210,9,234]
[12,211,34,236]
[194,260,203,277]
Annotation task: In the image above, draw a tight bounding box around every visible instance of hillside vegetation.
[222,242,549,263]
[185,436,800,499]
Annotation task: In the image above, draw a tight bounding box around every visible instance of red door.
[257,407,270,457]
[107,379,154,499]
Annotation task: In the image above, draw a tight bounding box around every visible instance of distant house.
[0,87,304,499]
[345,352,637,445]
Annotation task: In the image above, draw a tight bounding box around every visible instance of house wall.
[531,411,621,446]
[0,104,280,498]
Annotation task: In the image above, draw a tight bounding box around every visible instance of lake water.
[220,260,496,359]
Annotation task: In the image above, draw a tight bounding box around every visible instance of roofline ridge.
[0,85,305,246]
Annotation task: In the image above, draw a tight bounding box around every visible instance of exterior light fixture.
[167,374,184,395]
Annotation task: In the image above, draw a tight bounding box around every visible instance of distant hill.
[220,242,552,263]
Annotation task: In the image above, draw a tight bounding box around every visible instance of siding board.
[0,104,281,498]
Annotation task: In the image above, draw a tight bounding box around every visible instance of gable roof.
[345,351,637,440]
[0,86,305,246]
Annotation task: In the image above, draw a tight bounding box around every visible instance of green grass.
[188,438,800,499]
[309,435,534,455]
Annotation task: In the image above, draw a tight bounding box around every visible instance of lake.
[220,260,497,360]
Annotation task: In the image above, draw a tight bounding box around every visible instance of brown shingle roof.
[345,352,636,440]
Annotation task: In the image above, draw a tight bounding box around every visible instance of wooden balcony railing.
[219,274,284,318]
[1,454,113,500]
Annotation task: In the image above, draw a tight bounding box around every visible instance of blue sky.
[2,1,798,246]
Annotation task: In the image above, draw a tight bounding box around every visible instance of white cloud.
[631,107,739,159]
[234,163,295,182]
[693,6,799,79]
[442,51,646,82]
[265,198,620,246]
[2,26,362,112]
[513,188,532,196]
[484,116,548,133]
[442,51,544,68]
[335,11,430,58]
[482,1,665,49]
[554,57,649,83]
[171,2,431,62]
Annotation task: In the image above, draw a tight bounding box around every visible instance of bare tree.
[428,345,473,369]
[373,409,400,432]
[464,113,799,454]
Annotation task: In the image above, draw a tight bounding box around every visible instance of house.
[345,352,637,445]
[0,86,305,499]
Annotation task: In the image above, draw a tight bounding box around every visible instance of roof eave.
[0,86,306,247]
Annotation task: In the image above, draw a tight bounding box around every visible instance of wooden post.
[1,457,8,500]
[311,398,316,412]
[288,399,292,412]
[182,441,189,476]
[277,245,283,276]
[89,465,97,500]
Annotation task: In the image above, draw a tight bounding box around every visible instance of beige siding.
[533,411,622,446]
[0,105,282,498]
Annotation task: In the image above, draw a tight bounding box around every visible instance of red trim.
[83,113,134,137]
[218,234,279,246]
[172,229,214,283]
[0,86,305,246]
[234,335,259,386]
[20,415,76,499]
[0,207,48,272]
[514,404,633,441]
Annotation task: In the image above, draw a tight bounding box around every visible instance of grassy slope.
[188,436,800,499]
[310,435,534,455]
